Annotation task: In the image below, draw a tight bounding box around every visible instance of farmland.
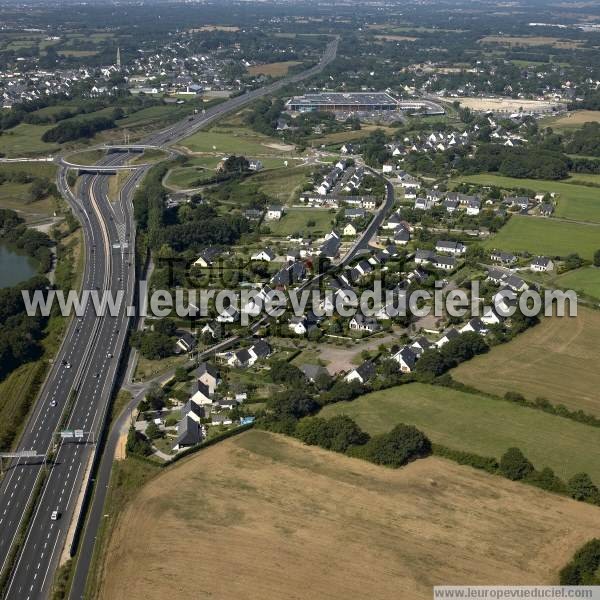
[478,36,583,49]
[453,306,600,417]
[541,110,600,131]
[452,97,559,113]
[483,215,600,259]
[553,267,600,300]
[455,173,600,223]
[321,383,600,481]
[0,123,61,157]
[247,61,302,76]
[241,165,314,204]
[96,430,600,600]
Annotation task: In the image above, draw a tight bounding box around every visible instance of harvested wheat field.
[99,430,600,600]
[455,97,559,113]
[453,306,600,416]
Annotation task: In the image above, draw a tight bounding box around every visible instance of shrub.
[361,424,431,468]
[499,447,534,481]
[559,539,600,585]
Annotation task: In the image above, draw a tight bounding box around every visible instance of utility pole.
[116,47,121,70]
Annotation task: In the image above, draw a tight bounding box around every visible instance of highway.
[0,37,338,599]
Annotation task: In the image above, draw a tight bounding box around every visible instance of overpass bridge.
[102,144,162,153]
[57,158,148,174]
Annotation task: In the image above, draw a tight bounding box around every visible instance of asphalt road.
[0,37,339,600]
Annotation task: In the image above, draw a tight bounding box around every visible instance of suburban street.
[0,37,339,599]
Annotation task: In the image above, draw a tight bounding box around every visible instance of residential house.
[435,328,460,348]
[175,331,197,354]
[181,400,205,424]
[415,249,434,265]
[343,223,357,237]
[174,416,203,450]
[300,364,329,383]
[190,380,213,406]
[503,274,528,292]
[216,305,239,323]
[345,208,366,220]
[460,317,488,335]
[433,255,457,271]
[435,240,466,255]
[410,337,433,357]
[197,362,219,395]
[392,346,417,372]
[349,314,381,333]
[444,199,459,213]
[345,361,376,384]
[193,247,221,268]
[530,256,554,272]
[466,198,481,215]
[266,205,284,221]
[251,248,276,262]
[490,250,517,266]
[414,197,432,210]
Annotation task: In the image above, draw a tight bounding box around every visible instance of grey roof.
[251,339,271,359]
[320,234,341,259]
[176,416,202,447]
[287,92,397,108]
[396,346,417,369]
[182,400,205,420]
[196,380,212,399]
[235,348,252,364]
[415,249,434,261]
[354,361,376,382]
[197,362,218,380]
[531,256,551,267]
[300,364,328,382]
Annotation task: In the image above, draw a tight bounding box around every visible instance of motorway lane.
[0,174,107,579]
[4,171,134,599]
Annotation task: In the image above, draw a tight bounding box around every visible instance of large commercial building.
[286,92,398,112]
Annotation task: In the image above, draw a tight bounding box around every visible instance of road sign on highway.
[74,429,84,439]
[60,430,74,439]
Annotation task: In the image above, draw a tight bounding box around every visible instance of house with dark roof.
[349,314,381,333]
[300,364,329,383]
[174,416,203,450]
[392,346,417,372]
[193,247,221,268]
[460,317,488,335]
[490,250,517,265]
[345,361,376,384]
[530,256,554,272]
[435,328,460,348]
[175,331,197,354]
[181,399,205,423]
[197,362,219,395]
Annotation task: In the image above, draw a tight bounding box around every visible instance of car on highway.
[50,510,60,521]
[50,400,57,407]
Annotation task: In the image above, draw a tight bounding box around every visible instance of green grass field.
[0,123,61,157]
[266,207,334,236]
[553,267,600,299]
[455,173,600,223]
[321,382,600,482]
[180,127,296,157]
[165,166,214,189]
[0,162,59,220]
[242,165,313,204]
[483,215,600,259]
